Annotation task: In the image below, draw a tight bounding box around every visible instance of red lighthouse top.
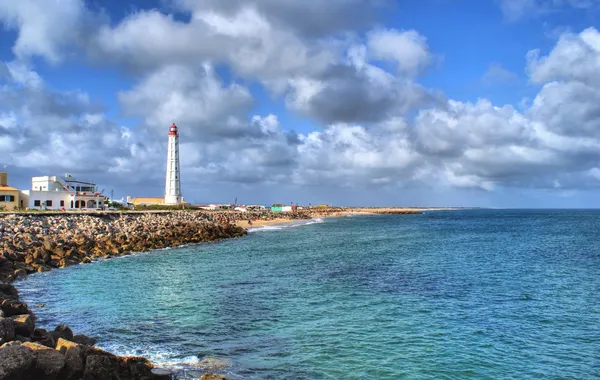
[169,123,178,136]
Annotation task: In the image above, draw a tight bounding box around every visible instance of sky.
[1,0,600,207]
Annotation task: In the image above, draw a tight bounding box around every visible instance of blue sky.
[1,0,600,207]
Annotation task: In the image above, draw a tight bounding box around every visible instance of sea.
[16,210,600,379]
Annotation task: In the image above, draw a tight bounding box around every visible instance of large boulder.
[82,352,156,380]
[1,300,29,317]
[0,285,18,300]
[72,333,97,346]
[119,356,154,378]
[201,373,227,380]
[11,314,34,337]
[21,342,65,380]
[0,343,36,380]
[50,324,73,343]
[0,318,15,345]
[82,354,119,380]
[55,338,85,380]
[33,330,56,349]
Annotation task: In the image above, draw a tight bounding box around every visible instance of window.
[0,195,15,202]
[46,200,53,207]
[60,200,65,207]
[34,200,41,207]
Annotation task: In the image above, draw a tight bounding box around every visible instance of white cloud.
[285,40,441,124]
[0,61,135,178]
[527,27,600,86]
[118,64,254,140]
[0,0,96,63]
[294,123,420,187]
[367,28,431,75]
[92,6,334,85]
[173,0,384,38]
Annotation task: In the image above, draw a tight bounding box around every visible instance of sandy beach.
[235,218,293,229]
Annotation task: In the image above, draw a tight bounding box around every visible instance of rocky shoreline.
[0,212,248,380]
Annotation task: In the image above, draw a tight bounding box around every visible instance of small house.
[0,172,20,211]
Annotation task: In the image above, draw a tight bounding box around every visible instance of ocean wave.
[306,217,324,224]
[98,343,199,369]
[97,343,240,378]
[248,217,325,232]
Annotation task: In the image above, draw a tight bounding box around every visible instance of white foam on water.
[98,343,200,369]
[248,217,325,233]
[98,344,242,378]
[306,217,324,225]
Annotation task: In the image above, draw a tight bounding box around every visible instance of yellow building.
[129,197,164,207]
[0,172,20,211]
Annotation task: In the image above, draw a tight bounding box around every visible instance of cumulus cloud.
[91,6,334,84]
[367,28,431,75]
[286,42,441,124]
[410,27,600,190]
[0,0,100,63]
[0,61,134,180]
[172,0,386,38]
[526,27,600,86]
[118,64,255,140]
[295,122,421,187]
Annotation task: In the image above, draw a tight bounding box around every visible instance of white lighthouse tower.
[164,122,182,205]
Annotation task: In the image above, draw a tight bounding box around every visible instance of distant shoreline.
[234,207,456,230]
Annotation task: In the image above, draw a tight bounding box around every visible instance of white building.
[164,122,182,205]
[21,175,106,210]
[198,204,231,210]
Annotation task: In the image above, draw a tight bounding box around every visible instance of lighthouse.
[164,122,182,205]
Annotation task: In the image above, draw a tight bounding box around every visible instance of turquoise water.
[17,210,600,378]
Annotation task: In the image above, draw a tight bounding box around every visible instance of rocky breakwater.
[0,212,247,283]
[0,212,244,379]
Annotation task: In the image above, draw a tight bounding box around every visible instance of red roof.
[169,123,178,136]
